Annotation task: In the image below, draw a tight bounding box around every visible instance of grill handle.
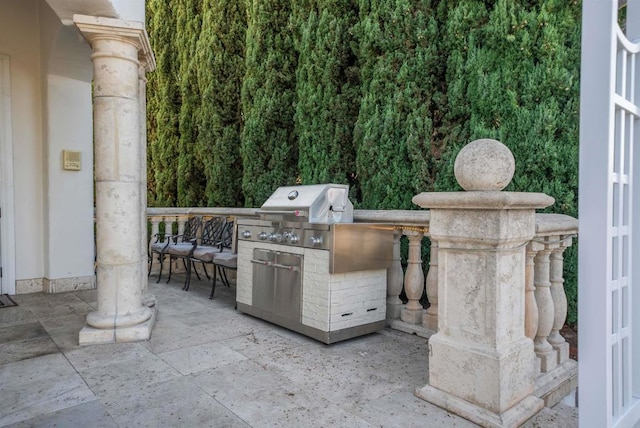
[255,209,308,217]
[250,259,272,267]
[250,259,299,272]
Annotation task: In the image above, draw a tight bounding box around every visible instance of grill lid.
[259,184,354,224]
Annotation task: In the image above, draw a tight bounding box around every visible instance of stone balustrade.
[145,195,578,416]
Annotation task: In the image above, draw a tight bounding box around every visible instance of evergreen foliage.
[241,0,299,207]
[176,0,206,207]
[146,0,180,206]
[433,0,580,322]
[354,0,440,209]
[195,0,246,207]
[294,1,360,196]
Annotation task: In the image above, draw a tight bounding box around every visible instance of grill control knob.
[258,232,268,240]
[241,230,252,239]
[289,234,299,244]
[268,233,278,242]
[310,236,323,246]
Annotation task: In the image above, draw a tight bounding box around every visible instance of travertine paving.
[0,274,577,427]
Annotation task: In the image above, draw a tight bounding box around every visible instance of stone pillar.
[533,239,557,372]
[74,15,157,345]
[139,65,149,294]
[414,139,553,427]
[547,236,572,364]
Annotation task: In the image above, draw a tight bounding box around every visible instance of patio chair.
[150,216,202,284]
[186,218,237,298]
[182,216,226,292]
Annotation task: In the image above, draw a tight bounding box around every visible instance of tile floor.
[0,273,578,427]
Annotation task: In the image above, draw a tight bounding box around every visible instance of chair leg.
[148,253,153,277]
[202,264,211,280]
[156,253,165,283]
[220,267,231,288]
[209,266,217,299]
[183,257,192,291]
[192,261,202,281]
[166,256,173,284]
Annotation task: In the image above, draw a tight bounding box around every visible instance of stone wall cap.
[412,191,554,210]
[535,213,579,234]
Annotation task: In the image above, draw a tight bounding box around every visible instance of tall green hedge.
[294,1,360,197]
[354,0,440,209]
[195,0,246,207]
[146,0,180,206]
[241,0,299,207]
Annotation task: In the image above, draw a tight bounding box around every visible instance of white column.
[74,15,156,344]
[139,65,149,294]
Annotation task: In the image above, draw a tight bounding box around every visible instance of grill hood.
[258,184,354,224]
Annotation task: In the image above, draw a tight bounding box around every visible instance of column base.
[79,306,157,345]
[534,359,578,407]
[422,311,438,331]
[386,301,403,322]
[551,342,570,365]
[416,384,544,428]
[536,349,558,373]
[400,307,423,324]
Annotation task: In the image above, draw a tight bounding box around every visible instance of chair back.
[201,217,226,246]
[218,219,235,251]
[182,216,202,242]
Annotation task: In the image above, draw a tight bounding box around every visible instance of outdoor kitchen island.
[235,184,394,344]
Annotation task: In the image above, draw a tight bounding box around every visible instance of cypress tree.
[175,0,206,207]
[354,0,440,209]
[195,0,246,207]
[241,0,299,207]
[146,0,180,206]
[434,0,581,321]
[294,1,360,195]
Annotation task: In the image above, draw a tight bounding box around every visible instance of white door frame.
[579,1,640,426]
[0,55,16,295]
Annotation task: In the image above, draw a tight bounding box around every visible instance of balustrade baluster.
[386,229,404,321]
[525,242,539,341]
[401,229,424,324]
[547,235,573,364]
[422,242,438,331]
[534,238,558,372]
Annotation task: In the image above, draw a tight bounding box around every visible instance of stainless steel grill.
[236,184,393,344]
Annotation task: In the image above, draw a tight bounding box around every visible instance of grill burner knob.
[268,233,278,242]
[241,230,252,239]
[288,234,299,244]
[258,232,268,240]
[310,236,323,246]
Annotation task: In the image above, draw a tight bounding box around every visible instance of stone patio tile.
[0,307,38,329]
[25,300,94,319]
[158,341,247,375]
[70,289,98,306]
[0,336,60,365]
[0,354,96,426]
[349,387,478,428]
[523,403,578,427]
[64,341,154,371]
[252,341,420,407]
[219,330,307,360]
[38,313,87,351]
[101,376,249,427]
[6,399,118,428]
[0,322,48,343]
[78,352,182,397]
[192,359,371,428]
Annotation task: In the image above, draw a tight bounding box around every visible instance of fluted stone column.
[74,15,156,345]
[414,139,553,428]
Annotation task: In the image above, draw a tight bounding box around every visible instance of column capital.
[73,14,156,72]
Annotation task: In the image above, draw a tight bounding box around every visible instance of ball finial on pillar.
[454,139,515,191]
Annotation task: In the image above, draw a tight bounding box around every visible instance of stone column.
[414,139,553,427]
[422,242,438,331]
[74,15,156,345]
[401,229,425,324]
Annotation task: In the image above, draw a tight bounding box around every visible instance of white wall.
[110,0,145,23]
[39,1,95,281]
[0,0,46,282]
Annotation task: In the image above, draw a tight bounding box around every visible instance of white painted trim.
[0,55,16,296]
